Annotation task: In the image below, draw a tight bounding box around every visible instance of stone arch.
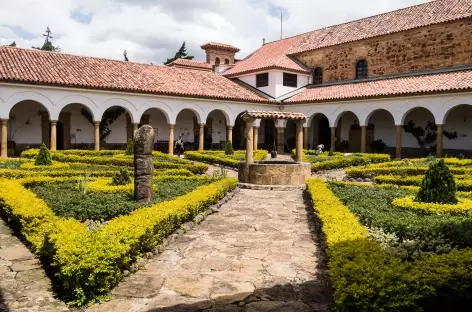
[332,109,361,128]
[56,102,96,149]
[173,104,204,125]
[52,95,98,121]
[309,113,331,150]
[4,91,53,119]
[440,98,472,124]
[442,103,472,154]
[399,106,436,125]
[97,98,138,123]
[362,104,396,126]
[202,106,233,127]
[137,100,172,125]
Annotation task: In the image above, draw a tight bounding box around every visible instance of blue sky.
[0,0,427,64]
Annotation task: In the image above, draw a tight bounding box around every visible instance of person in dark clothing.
[175,135,184,157]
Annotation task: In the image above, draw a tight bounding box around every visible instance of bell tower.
[200,42,240,66]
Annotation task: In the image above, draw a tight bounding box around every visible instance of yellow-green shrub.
[392,196,472,215]
[87,179,134,193]
[306,179,367,246]
[184,150,267,168]
[306,178,472,311]
[347,166,472,178]
[375,175,472,191]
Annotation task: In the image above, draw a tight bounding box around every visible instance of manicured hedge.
[21,149,207,174]
[307,179,472,311]
[392,195,472,215]
[346,166,472,178]
[375,174,472,191]
[184,150,267,168]
[0,177,237,305]
[302,152,390,172]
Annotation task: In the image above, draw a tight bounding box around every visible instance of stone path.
[0,218,68,312]
[88,189,331,312]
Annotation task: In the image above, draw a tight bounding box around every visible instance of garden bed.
[300,150,391,172]
[184,150,268,168]
[307,178,472,311]
[0,149,237,306]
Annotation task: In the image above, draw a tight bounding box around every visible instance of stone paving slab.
[0,218,68,312]
[87,189,332,312]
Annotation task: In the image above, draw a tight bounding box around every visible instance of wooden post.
[199,124,205,151]
[50,121,57,151]
[276,127,285,154]
[1,119,7,158]
[253,127,258,151]
[94,121,100,151]
[244,118,254,164]
[330,127,336,151]
[227,126,233,143]
[437,124,444,158]
[396,125,402,159]
[296,121,303,162]
[168,124,174,155]
[361,126,367,153]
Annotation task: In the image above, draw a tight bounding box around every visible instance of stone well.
[238,160,311,185]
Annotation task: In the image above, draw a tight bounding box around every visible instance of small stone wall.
[238,161,311,185]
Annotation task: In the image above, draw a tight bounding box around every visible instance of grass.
[29,179,210,222]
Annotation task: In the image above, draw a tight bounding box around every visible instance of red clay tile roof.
[0,46,270,103]
[223,35,310,77]
[288,0,472,55]
[242,110,307,120]
[168,58,212,71]
[224,0,472,78]
[284,69,472,103]
[200,42,240,52]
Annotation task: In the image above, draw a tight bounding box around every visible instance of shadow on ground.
[0,287,9,312]
[144,191,333,312]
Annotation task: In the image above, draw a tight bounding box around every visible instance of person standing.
[175,135,184,157]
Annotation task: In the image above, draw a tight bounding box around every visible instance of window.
[283,73,297,88]
[313,67,323,85]
[215,57,220,65]
[224,58,229,65]
[256,73,269,88]
[356,60,368,79]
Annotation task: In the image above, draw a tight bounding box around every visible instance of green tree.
[415,159,457,204]
[224,140,234,155]
[9,41,16,47]
[32,27,61,52]
[125,138,134,155]
[164,41,194,65]
[123,50,129,61]
[35,143,53,166]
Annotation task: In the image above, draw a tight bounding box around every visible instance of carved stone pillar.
[168,124,175,155]
[199,124,205,151]
[437,124,444,158]
[244,117,254,164]
[1,119,7,158]
[396,125,402,159]
[50,121,57,151]
[94,121,100,151]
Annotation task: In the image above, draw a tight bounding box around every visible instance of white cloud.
[0,0,427,64]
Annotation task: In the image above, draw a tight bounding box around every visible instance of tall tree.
[32,27,61,52]
[9,41,16,47]
[123,50,129,61]
[164,41,194,65]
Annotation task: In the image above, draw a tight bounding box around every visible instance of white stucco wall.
[145,108,170,141]
[207,110,227,144]
[62,104,94,144]
[8,101,45,144]
[237,71,310,98]
[2,83,472,153]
